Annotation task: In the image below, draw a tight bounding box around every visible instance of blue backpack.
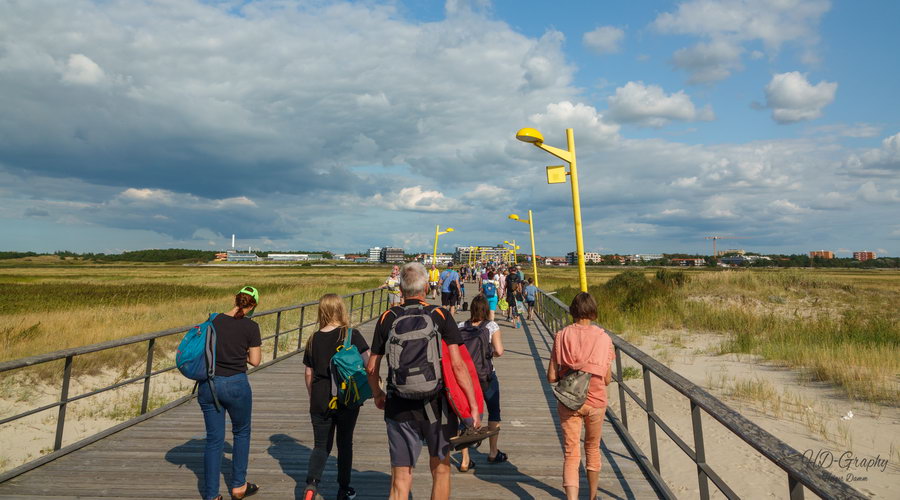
[482,281,496,298]
[176,313,221,410]
[329,328,372,409]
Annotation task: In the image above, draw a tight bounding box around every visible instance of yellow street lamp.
[515,127,588,292]
[432,225,455,267]
[508,211,539,287]
[502,240,520,265]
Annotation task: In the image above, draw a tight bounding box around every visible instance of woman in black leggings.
[302,294,370,500]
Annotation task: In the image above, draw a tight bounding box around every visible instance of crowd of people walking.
[193,262,614,500]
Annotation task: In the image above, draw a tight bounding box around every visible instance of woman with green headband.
[199,286,263,500]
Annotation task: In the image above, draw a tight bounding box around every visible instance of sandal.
[450,427,500,451]
[487,450,508,463]
[458,457,476,473]
[230,483,259,500]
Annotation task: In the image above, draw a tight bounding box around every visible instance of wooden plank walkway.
[0,298,662,499]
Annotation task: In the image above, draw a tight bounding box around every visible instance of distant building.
[607,255,627,265]
[424,254,453,266]
[719,255,748,266]
[455,246,510,265]
[380,247,405,263]
[354,257,368,263]
[344,254,362,261]
[544,257,568,266]
[214,252,228,261]
[367,247,382,263]
[809,250,834,259]
[566,251,603,265]
[853,251,876,261]
[672,258,706,266]
[333,254,345,260]
[226,251,259,262]
[307,254,324,261]
[268,253,307,261]
[632,254,663,262]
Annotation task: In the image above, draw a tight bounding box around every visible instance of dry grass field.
[0,264,389,363]
[542,266,900,403]
[2,263,898,403]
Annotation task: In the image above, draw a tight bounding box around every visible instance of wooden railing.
[532,288,866,500]
[0,287,387,482]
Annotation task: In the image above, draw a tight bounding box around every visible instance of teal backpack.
[329,328,372,409]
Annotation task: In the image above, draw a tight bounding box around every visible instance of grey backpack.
[553,369,591,410]
[386,304,443,400]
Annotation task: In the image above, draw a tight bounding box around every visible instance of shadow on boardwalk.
[267,433,392,500]
[456,446,565,499]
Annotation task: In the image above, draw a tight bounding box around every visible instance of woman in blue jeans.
[199,286,262,500]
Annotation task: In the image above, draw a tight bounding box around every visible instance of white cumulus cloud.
[671,40,743,84]
[607,82,714,127]
[529,101,620,146]
[61,54,106,85]
[370,186,465,213]
[652,0,830,84]
[583,26,624,55]
[857,181,900,204]
[843,132,900,176]
[762,72,837,124]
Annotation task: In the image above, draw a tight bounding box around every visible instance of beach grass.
[0,265,389,371]
[2,263,898,402]
[542,266,900,403]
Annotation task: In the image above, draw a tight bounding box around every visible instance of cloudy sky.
[3,0,898,256]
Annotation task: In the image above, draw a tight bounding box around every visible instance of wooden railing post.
[691,401,710,500]
[349,295,355,325]
[141,339,155,415]
[643,367,660,472]
[789,476,804,500]
[273,311,282,360]
[615,346,628,429]
[360,291,366,323]
[54,355,73,451]
[297,306,306,351]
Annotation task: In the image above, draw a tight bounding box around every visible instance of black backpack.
[459,320,493,383]
[386,304,443,400]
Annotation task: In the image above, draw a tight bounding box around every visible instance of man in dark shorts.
[366,262,481,500]
[438,264,461,315]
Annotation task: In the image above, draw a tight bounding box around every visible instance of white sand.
[0,367,190,473]
[605,330,899,499]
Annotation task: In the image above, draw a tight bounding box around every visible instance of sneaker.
[337,487,357,500]
[303,484,324,500]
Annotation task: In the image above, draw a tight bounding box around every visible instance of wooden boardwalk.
[0,298,662,499]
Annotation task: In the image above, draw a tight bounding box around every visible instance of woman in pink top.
[547,292,615,500]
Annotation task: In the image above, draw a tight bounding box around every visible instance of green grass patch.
[547,268,900,402]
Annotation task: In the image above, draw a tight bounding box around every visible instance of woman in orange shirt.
[547,292,615,500]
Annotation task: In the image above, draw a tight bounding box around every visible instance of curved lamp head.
[503,240,511,245]
[515,127,544,144]
[445,227,454,233]
[508,214,519,221]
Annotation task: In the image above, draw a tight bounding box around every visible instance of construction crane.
[704,236,749,257]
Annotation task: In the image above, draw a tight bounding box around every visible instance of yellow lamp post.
[515,127,588,292]
[432,225,455,267]
[508,211,539,287]
[502,240,520,265]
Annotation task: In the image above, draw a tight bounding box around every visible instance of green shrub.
[655,269,687,287]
